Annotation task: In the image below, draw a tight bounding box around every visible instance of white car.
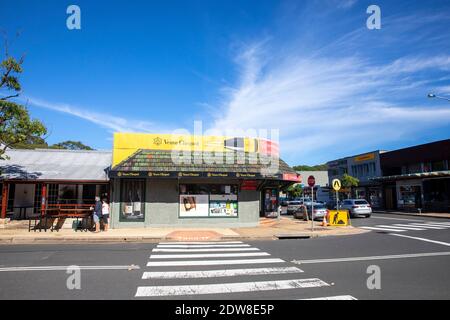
[340,199,372,218]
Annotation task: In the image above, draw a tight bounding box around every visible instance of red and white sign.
[241,180,258,191]
[307,175,316,187]
[282,173,301,182]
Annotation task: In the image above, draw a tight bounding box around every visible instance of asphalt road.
[0,213,449,300]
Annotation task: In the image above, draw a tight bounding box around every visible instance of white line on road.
[407,223,447,229]
[291,251,450,264]
[389,234,450,247]
[147,258,285,267]
[371,216,425,222]
[135,278,329,297]
[423,222,450,226]
[149,252,270,259]
[376,224,425,231]
[417,223,450,228]
[360,226,407,232]
[158,241,243,245]
[152,247,260,252]
[301,295,357,300]
[141,267,304,279]
[0,265,140,272]
[157,244,251,248]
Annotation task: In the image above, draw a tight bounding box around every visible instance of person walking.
[93,196,102,233]
[102,198,110,232]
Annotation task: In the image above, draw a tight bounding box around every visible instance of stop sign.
[307,175,315,187]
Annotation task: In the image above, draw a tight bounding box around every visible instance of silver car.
[293,202,328,221]
[287,201,302,215]
[340,199,372,218]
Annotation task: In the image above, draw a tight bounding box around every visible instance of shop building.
[371,139,450,213]
[109,133,299,228]
[0,149,111,220]
[327,151,385,207]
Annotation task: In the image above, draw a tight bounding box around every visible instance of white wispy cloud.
[22,97,173,134]
[209,44,450,164]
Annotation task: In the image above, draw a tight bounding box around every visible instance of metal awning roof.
[0,149,111,181]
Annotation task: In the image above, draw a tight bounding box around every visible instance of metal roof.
[0,149,111,181]
[369,170,450,182]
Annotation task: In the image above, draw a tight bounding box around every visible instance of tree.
[292,164,328,171]
[341,174,359,199]
[0,39,47,159]
[287,184,303,199]
[50,140,94,150]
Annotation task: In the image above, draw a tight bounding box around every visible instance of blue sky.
[1,0,450,165]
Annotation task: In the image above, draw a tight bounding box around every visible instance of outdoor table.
[44,208,93,232]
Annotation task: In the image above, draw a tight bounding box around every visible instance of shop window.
[179,184,238,218]
[120,179,145,221]
[431,160,446,171]
[82,184,96,203]
[58,185,77,204]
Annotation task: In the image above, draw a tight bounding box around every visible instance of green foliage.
[292,164,328,171]
[287,184,303,198]
[0,51,47,159]
[50,140,94,150]
[0,100,47,159]
[341,174,359,188]
[11,136,49,149]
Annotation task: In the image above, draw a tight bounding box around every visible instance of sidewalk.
[373,210,450,219]
[0,217,368,244]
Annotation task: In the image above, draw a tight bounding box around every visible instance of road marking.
[147,258,285,267]
[301,295,357,300]
[407,223,447,229]
[418,223,450,228]
[152,247,260,252]
[389,234,450,247]
[157,244,251,248]
[360,226,407,232]
[158,241,243,245]
[141,267,304,279]
[0,265,140,272]
[377,224,425,231]
[291,251,450,264]
[423,222,450,226]
[135,278,329,297]
[371,216,425,222]
[149,252,270,259]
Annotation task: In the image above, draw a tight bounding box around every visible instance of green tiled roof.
[112,149,296,175]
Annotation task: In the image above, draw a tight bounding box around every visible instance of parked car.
[293,202,328,221]
[286,201,303,215]
[340,199,372,218]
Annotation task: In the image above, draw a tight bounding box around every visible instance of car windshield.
[355,200,369,205]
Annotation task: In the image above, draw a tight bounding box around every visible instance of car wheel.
[366,214,371,218]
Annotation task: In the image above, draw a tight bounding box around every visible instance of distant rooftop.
[0,148,112,181]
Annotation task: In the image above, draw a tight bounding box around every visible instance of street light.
[428,93,450,102]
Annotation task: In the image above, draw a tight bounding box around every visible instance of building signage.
[282,173,301,182]
[178,172,202,178]
[111,171,285,180]
[112,132,280,168]
[354,153,375,162]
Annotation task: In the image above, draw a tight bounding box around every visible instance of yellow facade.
[112,132,277,168]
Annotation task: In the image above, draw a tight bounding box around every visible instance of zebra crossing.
[360,221,450,233]
[135,241,357,299]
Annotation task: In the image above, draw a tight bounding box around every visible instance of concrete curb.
[0,229,367,244]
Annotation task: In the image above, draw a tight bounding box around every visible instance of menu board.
[179,195,209,217]
[209,194,238,217]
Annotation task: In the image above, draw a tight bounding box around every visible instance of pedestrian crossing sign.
[328,210,349,226]
[332,179,342,191]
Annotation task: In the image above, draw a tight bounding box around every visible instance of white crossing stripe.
[152,247,260,252]
[149,252,270,259]
[142,267,303,279]
[423,222,450,226]
[157,244,251,248]
[135,278,329,297]
[302,295,357,300]
[407,223,447,229]
[377,224,425,230]
[158,241,243,245]
[0,265,140,272]
[389,234,450,247]
[360,226,407,232]
[292,251,450,264]
[419,223,450,228]
[147,258,285,267]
